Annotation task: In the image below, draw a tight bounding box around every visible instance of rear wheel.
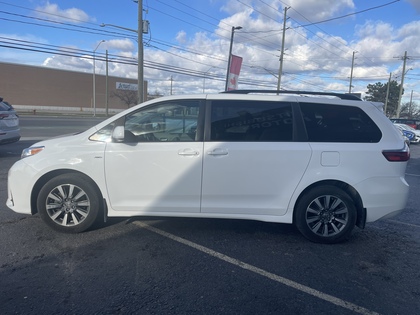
[37,173,101,233]
[295,185,357,243]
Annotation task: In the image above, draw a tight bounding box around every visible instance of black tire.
[295,185,357,244]
[37,173,101,233]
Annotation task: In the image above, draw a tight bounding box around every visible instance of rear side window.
[300,102,382,143]
[210,101,293,142]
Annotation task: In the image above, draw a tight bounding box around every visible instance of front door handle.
[207,149,228,156]
[178,149,199,156]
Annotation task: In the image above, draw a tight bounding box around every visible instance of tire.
[294,185,357,244]
[37,173,101,233]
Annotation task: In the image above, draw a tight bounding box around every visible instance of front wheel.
[294,186,357,244]
[37,173,101,233]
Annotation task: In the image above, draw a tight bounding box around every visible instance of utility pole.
[396,51,408,118]
[137,0,144,103]
[384,72,391,116]
[277,7,289,91]
[348,51,357,93]
[409,90,414,117]
[106,50,109,117]
[93,40,105,117]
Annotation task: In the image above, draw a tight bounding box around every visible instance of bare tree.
[400,101,420,119]
[111,90,139,108]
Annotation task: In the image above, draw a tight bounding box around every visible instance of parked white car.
[6,91,410,243]
[394,123,420,144]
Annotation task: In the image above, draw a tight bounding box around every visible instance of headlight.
[21,146,45,158]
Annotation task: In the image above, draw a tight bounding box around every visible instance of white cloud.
[176,31,187,44]
[21,0,418,98]
[35,1,92,23]
[285,0,355,22]
[103,39,135,53]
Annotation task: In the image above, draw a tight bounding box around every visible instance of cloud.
[35,1,92,23]
[283,0,355,22]
[176,31,187,44]
[103,39,135,52]
[25,0,419,97]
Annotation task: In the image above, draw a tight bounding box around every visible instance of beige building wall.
[0,62,146,112]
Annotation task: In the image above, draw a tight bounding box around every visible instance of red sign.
[227,55,243,91]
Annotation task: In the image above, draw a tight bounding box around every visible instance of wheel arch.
[293,179,366,228]
[30,169,105,215]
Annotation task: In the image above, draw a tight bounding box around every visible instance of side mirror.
[112,126,125,142]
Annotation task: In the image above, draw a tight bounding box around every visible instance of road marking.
[406,173,420,177]
[386,219,420,228]
[20,137,49,141]
[134,221,380,315]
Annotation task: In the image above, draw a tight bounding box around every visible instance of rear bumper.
[355,176,409,222]
[0,130,20,144]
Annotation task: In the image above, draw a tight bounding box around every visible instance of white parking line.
[20,137,50,141]
[134,221,380,315]
[385,219,420,228]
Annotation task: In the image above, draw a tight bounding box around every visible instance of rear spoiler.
[371,102,384,112]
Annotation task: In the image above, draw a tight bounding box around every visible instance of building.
[0,62,147,115]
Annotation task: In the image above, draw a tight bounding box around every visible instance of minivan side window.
[300,102,382,143]
[89,100,200,143]
[210,101,293,142]
[123,100,200,142]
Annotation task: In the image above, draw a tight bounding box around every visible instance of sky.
[1,0,420,103]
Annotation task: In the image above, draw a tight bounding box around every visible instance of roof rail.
[221,90,362,101]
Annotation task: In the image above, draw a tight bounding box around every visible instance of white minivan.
[6,91,410,243]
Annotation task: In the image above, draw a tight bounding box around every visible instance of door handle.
[178,149,199,156]
[207,149,228,156]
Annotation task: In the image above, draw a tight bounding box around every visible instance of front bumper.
[6,159,37,215]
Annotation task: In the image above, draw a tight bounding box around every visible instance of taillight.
[0,114,9,119]
[382,145,410,161]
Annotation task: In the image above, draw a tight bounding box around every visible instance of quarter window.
[210,101,293,142]
[300,102,382,143]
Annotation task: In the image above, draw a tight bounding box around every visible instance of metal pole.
[396,51,407,118]
[384,72,391,116]
[225,26,242,91]
[93,53,96,116]
[138,0,144,103]
[277,7,289,91]
[203,67,213,93]
[93,40,105,117]
[409,90,413,117]
[106,50,109,117]
[349,51,356,93]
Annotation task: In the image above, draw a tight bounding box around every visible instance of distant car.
[0,99,20,144]
[394,123,420,144]
[390,118,419,130]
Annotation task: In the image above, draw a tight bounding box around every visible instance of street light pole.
[349,51,357,93]
[225,26,242,91]
[203,67,213,93]
[93,40,105,117]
